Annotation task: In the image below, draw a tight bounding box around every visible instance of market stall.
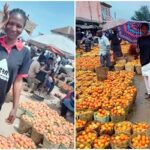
[76,43,150,149]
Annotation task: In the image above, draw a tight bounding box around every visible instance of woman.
[110,28,123,59]
[60,90,74,119]
[137,23,150,99]
[0,3,31,123]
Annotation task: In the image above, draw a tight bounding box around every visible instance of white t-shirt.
[28,60,41,78]
[98,35,110,56]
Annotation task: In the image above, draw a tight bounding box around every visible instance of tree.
[131,6,150,21]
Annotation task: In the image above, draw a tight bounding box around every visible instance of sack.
[95,67,108,81]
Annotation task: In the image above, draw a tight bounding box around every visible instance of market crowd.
[24,43,75,118]
[76,28,124,70]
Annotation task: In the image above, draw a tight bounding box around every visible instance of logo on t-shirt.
[0,59,9,81]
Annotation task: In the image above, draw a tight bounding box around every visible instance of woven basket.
[129,134,150,149]
[31,127,44,145]
[18,118,32,134]
[95,67,108,81]
[69,142,74,149]
[99,123,114,136]
[127,55,135,62]
[111,133,130,149]
[76,142,91,149]
[114,121,132,135]
[135,66,142,75]
[116,59,126,64]
[92,134,111,149]
[16,108,26,119]
[84,121,101,133]
[94,112,110,123]
[114,65,125,71]
[110,114,126,123]
[132,123,149,135]
[42,135,59,149]
[59,143,70,149]
[78,110,94,121]
[125,65,134,72]
[25,111,33,117]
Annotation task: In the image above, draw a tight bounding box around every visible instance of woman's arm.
[6,77,23,124]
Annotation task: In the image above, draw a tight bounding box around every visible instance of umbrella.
[28,33,75,59]
[117,20,150,43]
[45,45,65,57]
[102,19,127,31]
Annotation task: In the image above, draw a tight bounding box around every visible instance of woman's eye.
[17,25,23,28]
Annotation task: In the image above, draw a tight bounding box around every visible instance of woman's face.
[5,13,25,40]
[141,25,148,36]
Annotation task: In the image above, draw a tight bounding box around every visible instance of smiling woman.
[0,3,31,124]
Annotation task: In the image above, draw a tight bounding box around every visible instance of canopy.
[102,19,127,31]
[28,33,75,59]
[51,26,74,40]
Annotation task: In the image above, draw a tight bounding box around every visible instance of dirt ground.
[128,75,150,127]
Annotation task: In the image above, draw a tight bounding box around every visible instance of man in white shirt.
[97,30,111,68]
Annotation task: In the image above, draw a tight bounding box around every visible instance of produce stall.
[15,100,74,149]
[1,90,74,149]
[76,45,150,149]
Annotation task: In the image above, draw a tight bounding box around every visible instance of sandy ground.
[0,84,73,137]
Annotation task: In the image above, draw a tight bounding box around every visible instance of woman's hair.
[9,8,28,26]
[140,23,149,30]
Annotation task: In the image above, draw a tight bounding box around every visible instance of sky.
[106,1,150,20]
[0,1,74,38]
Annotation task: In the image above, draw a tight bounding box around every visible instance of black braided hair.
[140,23,149,30]
[9,8,28,26]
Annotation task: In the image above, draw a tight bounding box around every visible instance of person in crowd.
[110,28,123,60]
[27,57,44,93]
[42,70,55,95]
[97,30,111,69]
[60,84,74,119]
[54,54,61,75]
[35,58,53,92]
[46,57,55,71]
[76,28,83,49]
[30,45,37,59]
[137,23,150,99]
[61,56,69,66]
[57,64,74,84]
[0,3,31,124]
[38,51,47,63]
[83,36,92,52]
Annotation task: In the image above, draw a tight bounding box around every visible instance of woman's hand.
[0,3,9,28]
[6,108,17,124]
